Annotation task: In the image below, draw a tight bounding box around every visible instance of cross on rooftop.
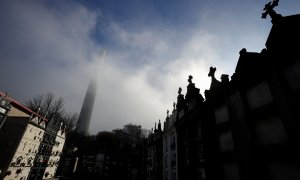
[262,0,282,23]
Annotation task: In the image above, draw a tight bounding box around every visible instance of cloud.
[88,21,223,133]
[0,0,99,113]
[0,0,273,134]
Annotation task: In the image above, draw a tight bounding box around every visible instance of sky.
[1,0,300,134]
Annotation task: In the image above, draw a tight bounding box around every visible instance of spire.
[176,87,186,111]
[165,109,170,131]
[76,79,97,135]
[158,119,162,131]
[185,75,199,102]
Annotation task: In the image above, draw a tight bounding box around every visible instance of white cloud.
[87,21,224,133]
[1,0,273,134]
[0,0,99,114]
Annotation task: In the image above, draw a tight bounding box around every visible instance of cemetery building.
[0,93,12,131]
[0,93,66,180]
[174,77,207,180]
[147,121,163,180]
[28,119,66,180]
[161,2,300,180]
[0,93,46,180]
[163,107,178,180]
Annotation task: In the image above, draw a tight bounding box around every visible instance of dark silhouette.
[176,87,185,112]
[161,3,300,180]
[26,92,78,133]
[76,79,97,135]
[61,123,148,180]
[262,0,282,23]
[208,67,221,92]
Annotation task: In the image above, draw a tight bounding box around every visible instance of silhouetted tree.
[25,92,78,133]
[60,123,148,179]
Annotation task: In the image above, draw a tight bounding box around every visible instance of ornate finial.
[167,110,169,117]
[37,107,41,114]
[221,74,229,84]
[262,0,282,23]
[178,87,182,95]
[158,119,162,131]
[208,67,216,77]
[173,102,176,110]
[5,90,10,97]
[239,48,247,55]
[261,48,267,54]
[154,122,157,130]
[60,122,63,130]
[63,125,66,134]
[208,66,222,92]
[188,75,193,84]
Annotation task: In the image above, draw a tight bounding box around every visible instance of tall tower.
[76,79,97,135]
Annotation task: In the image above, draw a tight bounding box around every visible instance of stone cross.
[262,0,280,19]
[208,67,216,78]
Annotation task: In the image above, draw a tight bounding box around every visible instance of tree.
[25,92,78,133]
[123,123,142,138]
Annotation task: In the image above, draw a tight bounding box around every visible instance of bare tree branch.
[25,92,78,134]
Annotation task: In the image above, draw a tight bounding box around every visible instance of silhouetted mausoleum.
[156,2,300,180]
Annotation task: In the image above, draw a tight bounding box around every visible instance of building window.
[284,61,300,91]
[267,162,300,180]
[22,142,27,151]
[255,116,289,148]
[222,163,240,180]
[198,168,206,180]
[28,157,33,166]
[215,105,229,125]
[218,131,235,152]
[16,156,23,166]
[246,81,273,110]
